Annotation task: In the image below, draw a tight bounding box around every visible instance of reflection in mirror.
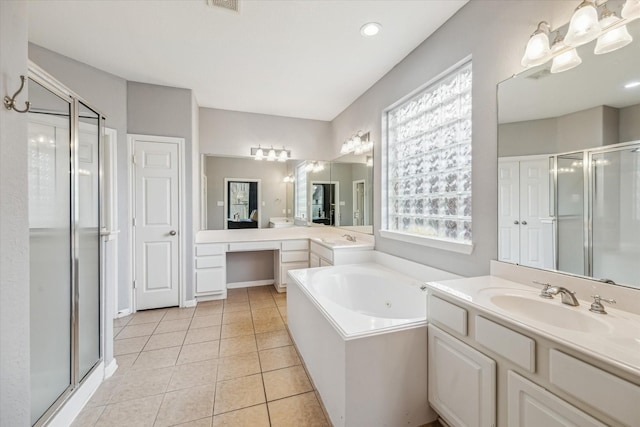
[225,179,260,229]
[498,18,640,289]
[330,152,374,234]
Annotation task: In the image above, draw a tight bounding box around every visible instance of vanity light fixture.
[625,81,640,88]
[565,0,601,47]
[360,22,381,37]
[550,34,582,73]
[366,156,373,167]
[278,149,288,162]
[521,21,552,67]
[622,0,640,20]
[254,146,264,161]
[305,161,325,173]
[594,6,632,54]
[283,174,295,183]
[340,131,373,155]
[251,146,290,161]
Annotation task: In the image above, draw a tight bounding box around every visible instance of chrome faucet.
[342,234,356,242]
[547,286,580,306]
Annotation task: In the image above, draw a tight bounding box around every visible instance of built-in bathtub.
[287,257,460,427]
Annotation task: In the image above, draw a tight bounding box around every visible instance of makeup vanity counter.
[424,272,640,427]
[194,227,374,298]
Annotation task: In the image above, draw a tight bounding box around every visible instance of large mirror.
[498,17,640,289]
[329,152,374,233]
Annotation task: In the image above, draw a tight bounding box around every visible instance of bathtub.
[288,262,449,427]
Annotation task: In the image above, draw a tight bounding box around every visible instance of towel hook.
[4,75,30,113]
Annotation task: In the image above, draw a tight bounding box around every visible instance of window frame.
[380,57,474,254]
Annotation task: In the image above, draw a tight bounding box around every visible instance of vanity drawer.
[196,268,225,294]
[282,239,309,251]
[549,349,640,426]
[475,316,535,372]
[281,251,308,263]
[228,241,280,252]
[310,241,333,263]
[196,255,224,269]
[428,295,467,336]
[196,243,225,256]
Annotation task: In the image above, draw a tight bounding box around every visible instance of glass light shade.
[267,148,277,161]
[622,0,640,20]
[254,147,263,160]
[521,31,551,67]
[551,48,582,73]
[340,141,350,154]
[595,16,632,54]
[278,150,288,162]
[565,2,601,47]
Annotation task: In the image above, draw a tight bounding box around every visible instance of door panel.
[134,139,180,310]
[498,160,520,262]
[519,159,549,268]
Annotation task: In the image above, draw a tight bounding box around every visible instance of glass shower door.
[28,79,72,425]
[556,152,585,276]
[590,144,640,287]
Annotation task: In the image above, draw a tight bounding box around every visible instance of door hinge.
[132,154,137,165]
[133,280,137,289]
[132,217,137,226]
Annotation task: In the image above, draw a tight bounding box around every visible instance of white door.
[498,160,520,263]
[519,159,549,268]
[132,137,181,310]
[353,180,365,226]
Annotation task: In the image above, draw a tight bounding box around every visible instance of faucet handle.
[533,281,553,299]
[589,295,616,314]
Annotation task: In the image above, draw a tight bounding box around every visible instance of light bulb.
[521,23,551,67]
[622,0,640,20]
[595,13,632,54]
[565,1,601,47]
[278,150,288,162]
[267,147,277,161]
[551,48,582,73]
[254,147,264,161]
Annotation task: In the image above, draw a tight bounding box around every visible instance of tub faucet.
[547,286,580,306]
[342,234,356,242]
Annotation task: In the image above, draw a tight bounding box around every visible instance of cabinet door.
[428,325,496,427]
[309,252,320,268]
[196,268,225,294]
[507,371,606,427]
[280,261,309,287]
[319,258,333,267]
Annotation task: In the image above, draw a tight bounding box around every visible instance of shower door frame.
[29,62,106,427]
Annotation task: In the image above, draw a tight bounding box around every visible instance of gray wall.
[199,107,332,161]
[620,103,640,143]
[127,81,196,301]
[330,0,577,278]
[204,156,288,229]
[0,1,30,424]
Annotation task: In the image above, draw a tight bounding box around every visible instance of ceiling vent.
[206,0,239,13]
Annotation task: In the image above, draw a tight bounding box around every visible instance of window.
[382,61,472,252]
[294,161,307,220]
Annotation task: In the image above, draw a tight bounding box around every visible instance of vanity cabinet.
[309,241,333,267]
[195,243,226,299]
[275,239,309,292]
[428,324,496,427]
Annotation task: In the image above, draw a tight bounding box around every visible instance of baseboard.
[227,279,274,289]
[48,361,104,427]
[104,358,118,379]
[115,308,131,318]
[196,292,227,302]
[183,299,197,308]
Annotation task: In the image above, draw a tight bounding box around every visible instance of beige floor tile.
[114,336,148,356]
[184,326,221,345]
[226,288,248,298]
[255,330,292,350]
[223,301,250,313]
[128,310,166,325]
[198,300,225,308]
[110,366,173,403]
[71,404,105,426]
[211,404,270,427]
[95,394,163,427]
[168,359,218,392]
[114,316,132,328]
[113,327,123,339]
[174,417,213,427]
[259,345,301,372]
[143,330,186,351]
[249,298,276,310]
[263,365,313,401]
[111,354,138,378]
[155,318,191,334]
[163,307,196,320]
[251,307,281,322]
[131,346,180,371]
[218,335,257,357]
[86,377,121,407]
[115,323,157,340]
[225,294,249,304]
[248,292,274,302]
[213,374,265,415]
[217,352,261,382]
[221,310,252,325]
[253,316,285,334]
[268,392,329,427]
[155,384,216,427]
[195,305,223,317]
[190,314,223,329]
[220,319,254,339]
[177,340,220,365]
[278,306,287,317]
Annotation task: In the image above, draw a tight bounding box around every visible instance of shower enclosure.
[28,64,103,426]
[554,141,640,287]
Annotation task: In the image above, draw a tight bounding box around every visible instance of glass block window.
[385,61,472,243]
[295,162,307,220]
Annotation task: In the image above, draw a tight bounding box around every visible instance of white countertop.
[196,226,374,249]
[426,276,640,379]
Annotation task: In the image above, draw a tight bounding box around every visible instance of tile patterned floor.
[73,286,330,427]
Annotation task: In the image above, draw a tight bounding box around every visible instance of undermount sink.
[318,237,356,246]
[489,294,612,333]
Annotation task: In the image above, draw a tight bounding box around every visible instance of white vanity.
[425,262,640,427]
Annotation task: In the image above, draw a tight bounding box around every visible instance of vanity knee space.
[425,290,640,427]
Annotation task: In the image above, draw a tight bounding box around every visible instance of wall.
[127,81,196,301]
[204,156,288,229]
[330,0,577,277]
[619,103,640,143]
[0,2,30,424]
[199,107,332,160]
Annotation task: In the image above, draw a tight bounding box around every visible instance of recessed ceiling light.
[360,22,381,37]
[624,81,640,89]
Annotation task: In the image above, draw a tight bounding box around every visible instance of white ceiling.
[27,0,468,121]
